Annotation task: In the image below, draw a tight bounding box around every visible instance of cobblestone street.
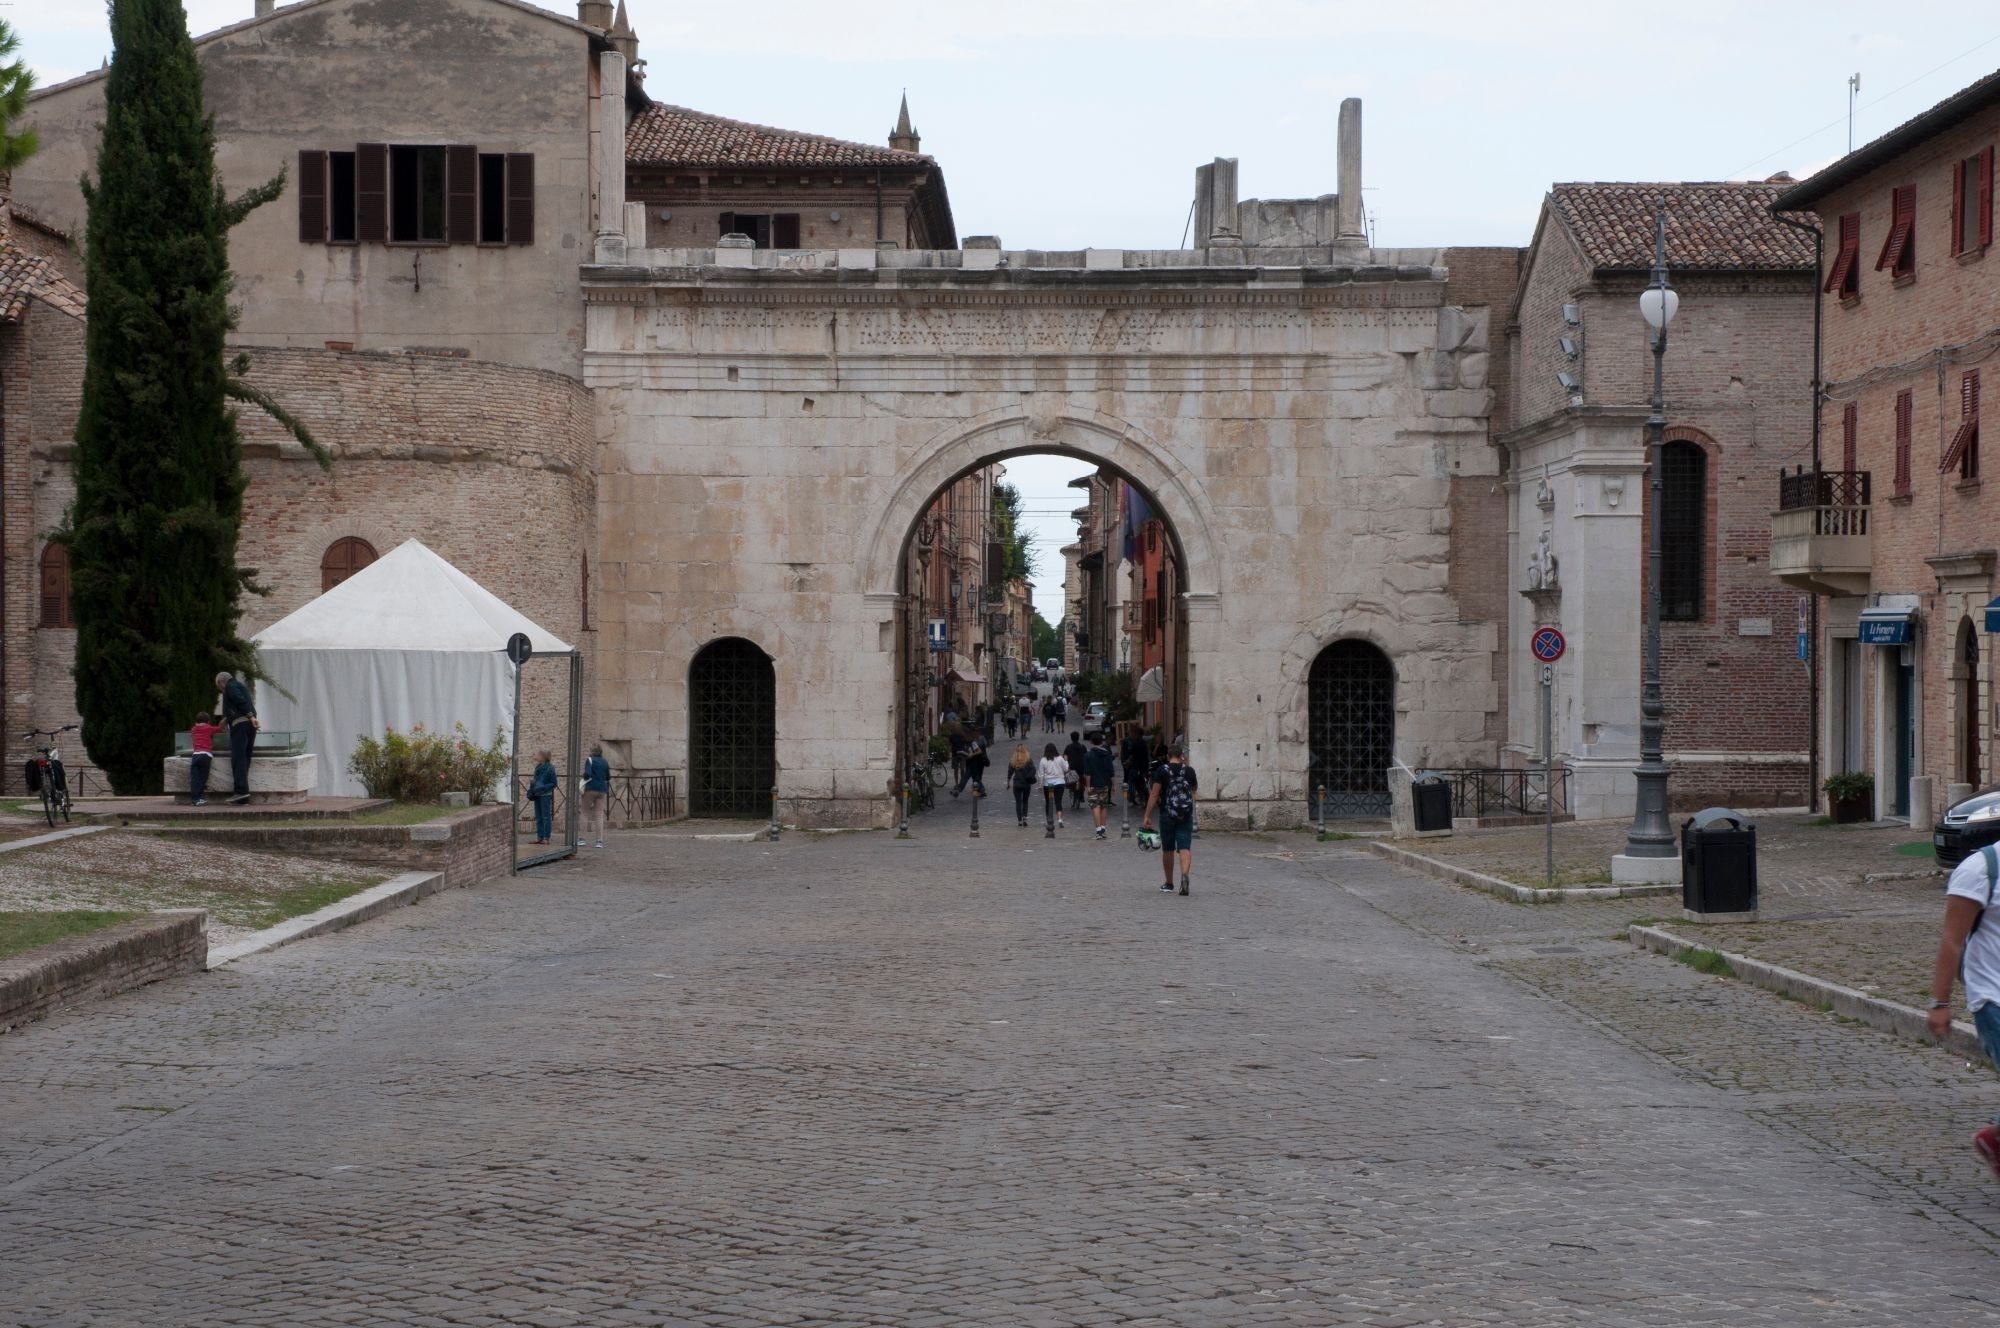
[4,812,2000,1325]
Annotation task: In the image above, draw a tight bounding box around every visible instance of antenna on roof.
[1847,72,1861,152]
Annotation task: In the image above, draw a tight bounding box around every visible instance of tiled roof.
[1776,66,2000,210]
[0,242,84,323]
[1549,182,1817,273]
[626,103,931,169]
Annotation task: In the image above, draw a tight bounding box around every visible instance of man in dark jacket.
[214,670,259,805]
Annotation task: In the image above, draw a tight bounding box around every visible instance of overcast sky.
[19,1,2000,610]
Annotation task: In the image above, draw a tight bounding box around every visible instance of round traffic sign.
[1530,627,1566,662]
[506,632,534,667]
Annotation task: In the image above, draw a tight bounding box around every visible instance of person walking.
[1041,696,1056,734]
[1083,730,1117,840]
[580,744,612,848]
[946,721,968,796]
[1140,737,1199,896]
[187,710,220,806]
[1018,695,1034,737]
[1036,742,1070,836]
[1007,743,1034,826]
[955,735,989,798]
[1004,706,1018,740]
[528,749,558,845]
[1121,729,1151,811]
[1928,842,2000,1174]
[214,671,259,805]
[1063,730,1087,811]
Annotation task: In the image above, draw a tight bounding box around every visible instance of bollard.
[1120,784,1131,838]
[896,784,912,839]
[969,784,981,839]
[1316,784,1326,838]
[768,787,781,842]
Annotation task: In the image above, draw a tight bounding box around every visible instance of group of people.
[183,671,263,806]
[526,744,613,848]
[1001,691,1073,738]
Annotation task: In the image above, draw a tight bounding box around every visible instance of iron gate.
[1307,640,1395,817]
[689,638,775,818]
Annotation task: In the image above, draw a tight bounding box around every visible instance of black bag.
[21,760,39,794]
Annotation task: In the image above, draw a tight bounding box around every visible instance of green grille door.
[689,639,776,818]
[1308,640,1395,818]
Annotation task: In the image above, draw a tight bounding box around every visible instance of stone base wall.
[152,803,513,890]
[0,911,207,1033]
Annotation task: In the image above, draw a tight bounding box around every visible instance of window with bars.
[1877,184,1916,278]
[38,543,72,629]
[1826,212,1861,297]
[1659,440,1705,621]
[1943,370,1981,481]
[1895,389,1913,496]
[1953,147,1995,256]
[320,537,378,592]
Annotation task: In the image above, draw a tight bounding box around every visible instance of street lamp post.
[1617,207,1681,878]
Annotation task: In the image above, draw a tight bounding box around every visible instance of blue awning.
[1858,606,1917,645]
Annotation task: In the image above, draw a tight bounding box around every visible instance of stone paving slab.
[4,818,2000,1322]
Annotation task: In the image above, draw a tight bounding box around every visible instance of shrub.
[349,723,510,803]
[1821,770,1874,802]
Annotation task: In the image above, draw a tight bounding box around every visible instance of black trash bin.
[1413,775,1453,833]
[1681,808,1757,913]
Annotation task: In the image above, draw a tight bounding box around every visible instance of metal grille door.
[1308,641,1395,817]
[689,639,775,818]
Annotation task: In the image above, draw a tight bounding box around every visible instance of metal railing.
[512,771,681,827]
[1430,767,1570,820]
[1778,466,1870,512]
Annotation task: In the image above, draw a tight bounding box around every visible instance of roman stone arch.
[862,404,1222,601]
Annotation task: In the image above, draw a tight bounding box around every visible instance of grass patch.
[1893,840,1938,858]
[1676,946,1736,978]
[0,909,139,960]
[248,876,383,928]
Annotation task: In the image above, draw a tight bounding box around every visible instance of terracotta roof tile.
[0,241,84,323]
[1549,182,1817,273]
[626,103,930,170]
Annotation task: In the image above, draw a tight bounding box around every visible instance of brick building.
[1772,69,2000,823]
[1503,182,1817,817]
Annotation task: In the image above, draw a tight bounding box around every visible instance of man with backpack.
[1082,730,1117,840]
[1928,842,2000,1175]
[1140,737,1198,896]
[1062,731,1088,812]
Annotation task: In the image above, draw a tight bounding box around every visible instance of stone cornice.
[1925,550,1997,586]
[1496,404,1648,452]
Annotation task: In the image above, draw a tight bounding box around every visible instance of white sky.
[20,1,2000,607]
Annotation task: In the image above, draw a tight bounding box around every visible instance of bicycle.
[906,758,937,813]
[23,725,77,828]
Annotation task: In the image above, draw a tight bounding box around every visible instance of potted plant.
[1822,770,1875,824]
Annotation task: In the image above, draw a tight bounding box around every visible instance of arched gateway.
[583,243,1508,828]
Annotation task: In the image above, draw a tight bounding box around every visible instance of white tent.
[252,540,573,798]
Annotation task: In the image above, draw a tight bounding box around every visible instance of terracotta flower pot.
[1830,794,1871,824]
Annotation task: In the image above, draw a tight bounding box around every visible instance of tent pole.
[565,651,582,858]
[510,657,523,875]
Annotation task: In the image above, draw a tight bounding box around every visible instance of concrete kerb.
[0,824,111,855]
[1627,924,1986,1060]
[206,871,443,969]
[1366,839,1681,904]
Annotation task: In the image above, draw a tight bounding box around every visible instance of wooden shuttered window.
[356,143,388,243]
[1826,212,1861,296]
[1942,371,1980,478]
[320,538,378,592]
[298,150,327,242]
[505,153,535,245]
[1984,146,1998,251]
[1877,185,1916,276]
[38,544,72,629]
[772,213,801,248]
[1841,401,1858,471]
[718,211,737,238]
[1953,148,1997,255]
[447,145,478,244]
[1894,389,1913,496]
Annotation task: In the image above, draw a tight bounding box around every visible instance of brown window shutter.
[446,145,478,243]
[773,213,801,248]
[1825,212,1860,294]
[38,545,70,629]
[719,211,736,237]
[356,143,388,243]
[1894,389,1913,494]
[298,150,327,243]
[504,153,535,244]
[1953,159,1967,255]
[1842,401,1857,471]
[1982,146,1996,249]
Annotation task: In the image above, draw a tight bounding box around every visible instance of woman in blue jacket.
[528,749,558,845]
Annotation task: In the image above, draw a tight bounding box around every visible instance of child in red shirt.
[189,711,220,806]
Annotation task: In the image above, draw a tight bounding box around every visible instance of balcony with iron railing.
[1770,466,1872,596]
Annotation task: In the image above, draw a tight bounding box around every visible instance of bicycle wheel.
[56,780,69,824]
[39,779,56,828]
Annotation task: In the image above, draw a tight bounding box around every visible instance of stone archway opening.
[889,446,1194,816]
[1954,617,1981,790]
[688,637,776,819]
[1308,639,1396,819]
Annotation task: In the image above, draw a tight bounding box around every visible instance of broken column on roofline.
[1191,96,1369,252]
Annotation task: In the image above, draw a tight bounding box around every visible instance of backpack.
[1966,845,2000,946]
[1159,762,1194,821]
[21,759,40,794]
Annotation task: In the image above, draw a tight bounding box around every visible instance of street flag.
[1122,482,1154,562]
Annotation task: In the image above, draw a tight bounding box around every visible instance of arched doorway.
[689,638,775,818]
[1955,617,1982,788]
[1308,640,1395,818]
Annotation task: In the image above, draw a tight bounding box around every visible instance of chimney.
[889,93,920,153]
[577,0,613,28]
[255,0,275,15]
[1336,98,1365,243]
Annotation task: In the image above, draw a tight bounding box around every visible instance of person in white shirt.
[1036,742,1070,838]
[1928,843,2000,1178]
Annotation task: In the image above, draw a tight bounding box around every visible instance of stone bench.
[164,753,318,804]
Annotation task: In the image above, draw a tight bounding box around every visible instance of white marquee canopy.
[252,540,573,797]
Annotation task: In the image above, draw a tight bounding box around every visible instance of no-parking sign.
[1530,627,1566,663]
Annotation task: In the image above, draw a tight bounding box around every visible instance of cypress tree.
[68,0,320,793]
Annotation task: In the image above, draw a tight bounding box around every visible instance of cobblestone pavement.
[4,806,2000,1325]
